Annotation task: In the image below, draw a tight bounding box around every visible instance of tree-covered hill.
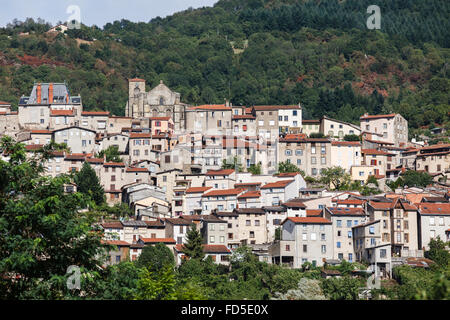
[0,0,448,135]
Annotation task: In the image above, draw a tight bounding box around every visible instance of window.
[321,245,326,253]
[295,149,303,156]
[116,255,121,263]
[430,217,435,226]
[380,249,386,258]
[210,236,215,243]
[249,231,255,238]
[337,220,342,227]
[302,233,307,240]
[255,220,260,226]
[311,146,316,154]
[310,233,316,241]
[404,233,409,243]
[303,245,307,253]
[348,253,353,262]
[370,238,376,246]
[293,110,297,116]
[321,233,326,240]
[369,226,375,234]
[246,220,251,226]
[337,241,341,248]
[210,224,215,231]
[286,245,290,251]
[348,231,352,238]
[285,149,292,156]
[439,217,444,226]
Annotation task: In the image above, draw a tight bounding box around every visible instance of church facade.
[125,79,187,131]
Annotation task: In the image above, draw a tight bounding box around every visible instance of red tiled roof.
[253,105,300,111]
[365,139,395,145]
[238,190,261,199]
[165,218,193,225]
[362,149,394,156]
[186,186,212,194]
[102,240,130,246]
[261,180,294,189]
[302,119,320,123]
[150,117,171,121]
[336,199,365,205]
[283,201,306,208]
[274,172,301,177]
[140,237,176,244]
[174,244,231,254]
[360,113,396,120]
[189,104,232,111]
[102,221,123,229]
[206,169,235,176]
[50,109,74,116]
[285,217,331,224]
[202,188,245,197]
[82,111,110,116]
[25,144,43,151]
[0,101,11,105]
[332,141,361,146]
[279,133,307,142]
[104,162,125,167]
[369,201,395,210]
[420,143,450,150]
[306,209,322,217]
[232,115,256,120]
[126,167,148,173]
[30,130,52,134]
[234,182,261,187]
[419,203,450,215]
[129,133,152,138]
[86,157,104,164]
[129,78,145,82]
[327,207,366,215]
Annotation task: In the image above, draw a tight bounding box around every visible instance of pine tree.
[183,224,204,260]
[74,162,105,205]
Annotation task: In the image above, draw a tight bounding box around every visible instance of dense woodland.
[0,0,448,140]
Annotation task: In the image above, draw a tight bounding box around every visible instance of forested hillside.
[0,0,448,136]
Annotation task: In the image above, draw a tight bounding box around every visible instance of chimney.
[48,83,53,104]
[36,83,41,104]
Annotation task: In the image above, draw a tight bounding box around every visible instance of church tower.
[127,78,146,117]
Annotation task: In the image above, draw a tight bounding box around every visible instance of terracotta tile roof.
[139,237,176,244]
[129,133,152,138]
[253,105,300,111]
[306,209,323,217]
[101,221,123,229]
[274,172,301,177]
[0,101,11,105]
[144,220,165,227]
[360,113,396,120]
[279,133,307,142]
[82,111,110,116]
[86,157,104,164]
[364,139,395,145]
[419,203,450,215]
[232,115,256,120]
[30,129,52,134]
[234,208,265,214]
[126,167,148,173]
[150,117,171,121]
[336,199,365,205]
[369,201,395,210]
[50,109,74,116]
[174,244,231,254]
[65,154,86,160]
[234,182,261,187]
[129,78,145,82]
[362,149,394,155]
[332,141,361,146]
[420,143,450,151]
[205,169,235,176]
[188,104,232,111]
[282,201,306,209]
[302,119,320,124]
[104,162,125,167]
[285,217,331,224]
[186,186,212,194]
[165,218,193,225]
[102,240,130,246]
[238,190,261,199]
[327,207,366,215]
[202,188,246,197]
[25,144,43,151]
[261,180,294,189]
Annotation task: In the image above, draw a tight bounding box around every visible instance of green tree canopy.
[74,162,105,206]
[182,224,204,260]
[136,243,175,272]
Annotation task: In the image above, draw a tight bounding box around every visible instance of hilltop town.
[0,78,449,286]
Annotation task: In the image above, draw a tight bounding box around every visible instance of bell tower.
[127,78,146,118]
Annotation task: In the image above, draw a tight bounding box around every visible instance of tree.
[320,166,351,190]
[182,224,204,260]
[96,145,122,163]
[272,278,327,300]
[248,162,261,175]
[0,136,107,299]
[400,170,433,188]
[74,162,105,205]
[277,161,301,174]
[134,265,176,300]
[222,156,244,172]
[343,134,360,141]
[321,276,364,300]
[136,243,175,272]
[425,237,450,270]
[309,132,326,138]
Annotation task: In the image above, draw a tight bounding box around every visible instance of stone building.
[125,79,187,131]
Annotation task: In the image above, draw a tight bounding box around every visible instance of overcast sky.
[0,0,218,27]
